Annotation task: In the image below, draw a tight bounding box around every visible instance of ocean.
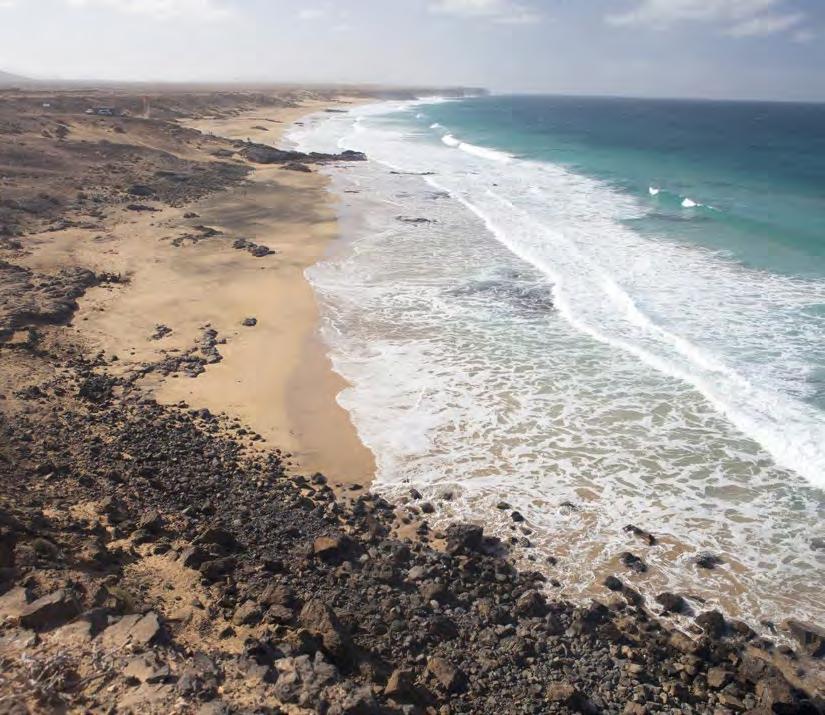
[288,95,825,632]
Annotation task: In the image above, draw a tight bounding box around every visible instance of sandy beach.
[150,102,375,484]
[28,96,375,485]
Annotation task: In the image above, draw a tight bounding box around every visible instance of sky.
[1,0,824,101]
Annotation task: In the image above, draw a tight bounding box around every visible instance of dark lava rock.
[241,317,257,327]
[695,609,726,638]
[249,244,273,258]
[243,145,366,165]
[426,656,466,693]
[324,683,379,715]
[78,374,116,403]
[546,681,591,711]
[127,184,155,197]
[199,556,236,581]
[510,510,525,523]
[785,619,825,657]
[232,600,263,626]
[300,599,352,662]
[755,676,798,712]
[313,534,351,559]
[384,668,417,702]
[515,589,549,617]
[444,522,483,555]
[273,653,339,706]
[624,524,657,545]
[695,551,724,569]
[655,592,687,614]
[19,589,80,630]
[283,162,312,173]
[619,551,647,573]
[603,575,624,592]
[193,527,238,550]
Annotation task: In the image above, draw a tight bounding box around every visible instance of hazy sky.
[1,0,824,101]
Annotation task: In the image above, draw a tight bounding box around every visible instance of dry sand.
[67,99,375,484]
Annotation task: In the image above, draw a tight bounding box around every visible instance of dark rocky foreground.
[1,342,823,714]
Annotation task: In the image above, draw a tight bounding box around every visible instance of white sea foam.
[649,186,660,196]
[287,102,825,630]
[438,130,511,162]
[682,197,699,208]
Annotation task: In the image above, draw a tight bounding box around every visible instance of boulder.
[99,611,163,649]
[179,546,208,569]
[199,556,236,581]
[283,162,312,173]
[384,668,417,702]
[755,676,796,711]
[124,654,171,684]
[785,619,825,658]
[419,580,448,604]
[656,592,686,614]
[313,534,350,559]
[273,652,339,706]
[619,552,647,573]
[0,586,29,620]
[0,528,16,568]
[232,600,262,626]
[19,589,80,630]
[695,552,723,570]
[695,610,726,639]
[546,681,589,711]
[300,599,352,661]
[444,523,483,555]
[603,576,624,592]
[193,527,238,550]
[260,583,294,607]
[515,589,549,618]
[706,667,731,689]
[426,657,466,693]
[324,683,379,714]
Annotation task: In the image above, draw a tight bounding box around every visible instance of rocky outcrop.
[241,144,366,165]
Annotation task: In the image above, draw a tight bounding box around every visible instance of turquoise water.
[289,97,825,634]
[426,96,825,279]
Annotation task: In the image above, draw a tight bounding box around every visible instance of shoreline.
[294,99,825,640]
[1,87,823,712]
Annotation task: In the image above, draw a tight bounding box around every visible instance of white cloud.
[429,0,541,25]
[793,28,816,43]
[726,12,803,38]
[65,0,235,21]
[0,0,17,7]
[298,8,327,21]
[607,0,807,39]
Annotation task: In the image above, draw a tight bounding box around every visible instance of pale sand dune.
[65,99,375,484]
